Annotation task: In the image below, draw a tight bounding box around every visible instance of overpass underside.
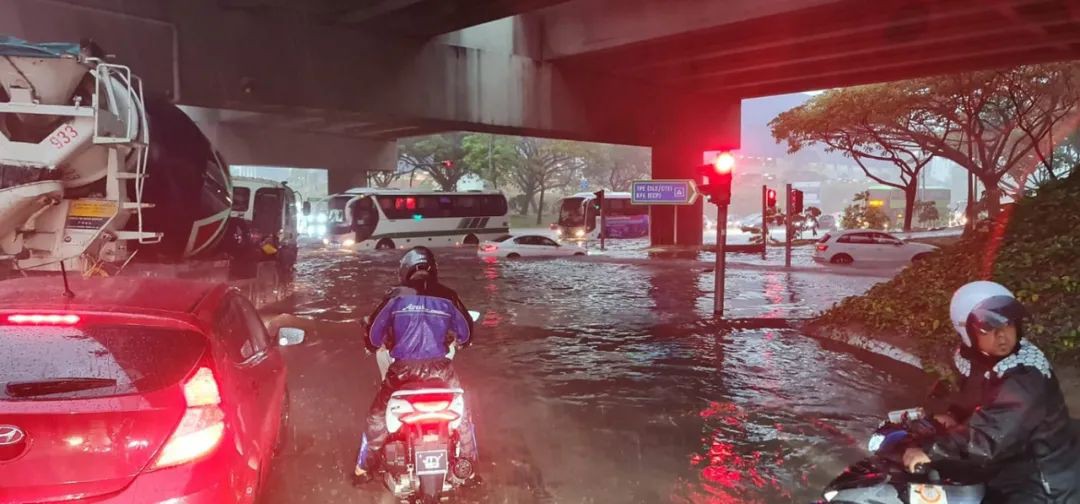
[2,0,1078,247]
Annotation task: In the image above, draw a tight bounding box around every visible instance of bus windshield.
[559,197,586,227]
[328,195,355,235]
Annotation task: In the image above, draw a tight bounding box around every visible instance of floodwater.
[262,245,925,504]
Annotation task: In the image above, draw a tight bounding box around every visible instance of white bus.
[326,188,510,250]
[556,191,649,241]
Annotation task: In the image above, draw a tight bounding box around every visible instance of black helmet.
[399,246,438,285]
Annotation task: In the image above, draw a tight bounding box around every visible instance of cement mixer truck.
[0,36,260,282]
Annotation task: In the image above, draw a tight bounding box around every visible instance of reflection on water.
[280,246,922,502]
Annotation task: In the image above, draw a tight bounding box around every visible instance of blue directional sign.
[630,179,699,205]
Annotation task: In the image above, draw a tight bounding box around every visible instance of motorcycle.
[820,407,986,504]
[360,310,481,503]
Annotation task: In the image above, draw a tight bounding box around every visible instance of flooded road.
[263,246,926,503]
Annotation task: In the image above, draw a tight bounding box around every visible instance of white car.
[478,234,587,259]
[813,230,937,265]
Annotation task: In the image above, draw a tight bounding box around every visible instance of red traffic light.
[766,188,777,209]
[713,152,735,174]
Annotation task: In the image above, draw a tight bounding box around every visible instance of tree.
[916,200,940,227]
[771,87,934,232]
[508,138,586,224]
[367,170,400,188]
[582,143,651,191]
[1028,128,1080,190]
[398,133,472,191]
[876,63,1080,217]
[462,134,519,190]
[841,191,889,230]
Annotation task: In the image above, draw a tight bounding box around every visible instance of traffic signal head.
[791,189,804,214]
[713,152,735,174]
[698,154,734,206]
[766,188,777,209]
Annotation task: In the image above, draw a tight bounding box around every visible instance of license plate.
[415,449,449,475]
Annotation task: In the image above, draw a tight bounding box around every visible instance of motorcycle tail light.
[400,411,460,424]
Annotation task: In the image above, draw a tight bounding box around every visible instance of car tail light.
[817,244,829,252]
[480,244,496,252]
[151,367,225,469]
[6,313,80,325]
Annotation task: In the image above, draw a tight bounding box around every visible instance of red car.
[0,277,303,503]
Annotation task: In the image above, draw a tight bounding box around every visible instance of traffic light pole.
[714,203,729,317]
[761,185,768,260]
[595,190,606,251]
[785,183,793,268]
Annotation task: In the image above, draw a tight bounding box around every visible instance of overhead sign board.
[630,179,699,205]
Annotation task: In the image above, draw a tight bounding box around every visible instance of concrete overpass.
[2,0,1079,245]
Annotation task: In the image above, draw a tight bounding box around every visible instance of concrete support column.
[649,97,741,247]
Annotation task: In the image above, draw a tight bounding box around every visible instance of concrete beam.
[536,0,839,60]
[2,0,661,145]
[191,113,398,177]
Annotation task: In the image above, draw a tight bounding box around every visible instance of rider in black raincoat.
[905,281,1080,503]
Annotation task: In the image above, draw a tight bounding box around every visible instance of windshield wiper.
[5,377,118,398]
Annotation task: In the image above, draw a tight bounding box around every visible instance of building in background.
[866,185,951,229]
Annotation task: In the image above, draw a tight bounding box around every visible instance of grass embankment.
[812,171,1080,375]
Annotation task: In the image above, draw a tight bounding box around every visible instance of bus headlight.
[574,229,585,238]
[343,239,356,247]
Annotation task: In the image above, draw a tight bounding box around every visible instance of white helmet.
[950,281,1025,347]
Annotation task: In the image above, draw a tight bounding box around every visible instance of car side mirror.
[302,201,312,216]
[278,327,306,346]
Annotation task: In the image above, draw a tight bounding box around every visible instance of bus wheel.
[462,234,480,246]
[376,239,395,250]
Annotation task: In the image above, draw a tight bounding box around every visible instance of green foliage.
[398,133,471,191]
[841,191,889,230]
[461,134,519,190]
[916,200,940,226]
[816,171,1080,367]
[581,143,651,191]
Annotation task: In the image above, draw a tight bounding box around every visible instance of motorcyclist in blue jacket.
[354,247,477,483]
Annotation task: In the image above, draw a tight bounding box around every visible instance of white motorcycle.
[362,311,480,503]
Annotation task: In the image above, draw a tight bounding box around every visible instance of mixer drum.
[127,97,232,261]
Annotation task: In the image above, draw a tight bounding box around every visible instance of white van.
[231,177,304,271]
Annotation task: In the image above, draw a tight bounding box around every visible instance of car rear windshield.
[817,233,832,243]
[0,324,205,401]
